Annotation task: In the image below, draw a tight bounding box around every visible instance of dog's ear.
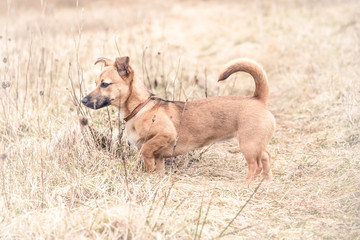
[94,57,114,66]
[114,56,130,76]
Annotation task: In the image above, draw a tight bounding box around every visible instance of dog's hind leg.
[243,153,261,185]
[261,150,272,181]
[141,135,173,172]
[237,135,264,185]
[242,149,272,185]
[255,156,263,177]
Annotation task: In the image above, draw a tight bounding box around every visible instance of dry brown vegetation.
[0,0,359,239]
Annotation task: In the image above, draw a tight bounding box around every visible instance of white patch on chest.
[127,130,141,148]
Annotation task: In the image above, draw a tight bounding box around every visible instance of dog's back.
[160,95,274,157]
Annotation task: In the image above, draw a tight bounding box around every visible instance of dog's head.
[82,56,134,110]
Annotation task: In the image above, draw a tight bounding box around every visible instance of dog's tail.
[218,58,269,105]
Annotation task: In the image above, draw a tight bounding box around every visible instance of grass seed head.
[2,81,10,89]
[79,116,89,126]
[0,153,7,161]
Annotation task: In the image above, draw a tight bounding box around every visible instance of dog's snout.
[82,97,89,104]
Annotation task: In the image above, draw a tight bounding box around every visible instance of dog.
[82,56,276,184]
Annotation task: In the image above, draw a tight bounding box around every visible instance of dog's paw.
[262,171,273,182]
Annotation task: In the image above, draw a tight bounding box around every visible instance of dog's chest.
[126,128,142,148]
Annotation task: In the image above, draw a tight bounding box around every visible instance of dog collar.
[124,96,152,122]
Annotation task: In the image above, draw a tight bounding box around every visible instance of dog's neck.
[122,80,152,119]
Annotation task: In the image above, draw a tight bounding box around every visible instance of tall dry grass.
[0,0,359,239]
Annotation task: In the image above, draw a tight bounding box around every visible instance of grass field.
[0,0,359,239]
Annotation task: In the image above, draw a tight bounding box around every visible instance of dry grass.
[1,0,359,239]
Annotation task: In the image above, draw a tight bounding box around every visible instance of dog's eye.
[100,82,111,88]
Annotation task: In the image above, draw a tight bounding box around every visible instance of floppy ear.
[94,57,114,66]
[114,56,130,76]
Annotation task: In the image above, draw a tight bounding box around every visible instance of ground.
[0,0,359,239]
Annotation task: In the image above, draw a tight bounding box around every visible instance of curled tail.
[218,58,269,105]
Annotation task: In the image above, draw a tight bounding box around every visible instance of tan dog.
[82,56,276,184]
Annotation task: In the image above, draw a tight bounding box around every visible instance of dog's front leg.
[141,135,173,172]
[155,157,165,172]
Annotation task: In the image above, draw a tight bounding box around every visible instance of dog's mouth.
[81,96,111,110]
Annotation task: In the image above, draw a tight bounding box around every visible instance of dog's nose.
[81,97,89,104]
